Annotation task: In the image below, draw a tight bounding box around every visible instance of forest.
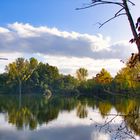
[0,56,140,97]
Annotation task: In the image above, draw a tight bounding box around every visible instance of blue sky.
[0,0,139,40]
[0,0,87,29]
[0,0,140,77]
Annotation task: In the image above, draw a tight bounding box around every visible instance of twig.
[98,13,126,28]
[76,0,123,10]
[99,114,118,132]
[76,0,136,29]
[128,0,135,6]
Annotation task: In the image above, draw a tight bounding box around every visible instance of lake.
[0,95,140,140]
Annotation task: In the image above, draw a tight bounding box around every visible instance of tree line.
[0,57,140,96]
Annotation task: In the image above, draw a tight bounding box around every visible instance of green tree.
[31,62,60,93]
[5,57,38,107]
[0,73,9,93]
[54,74,78,93]
[76,68,88,82]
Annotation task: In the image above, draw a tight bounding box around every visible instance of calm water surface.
[0,95,140,140]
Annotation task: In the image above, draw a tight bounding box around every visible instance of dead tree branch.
[97,113,137,140]
[128,0,135,6]
[76,0,126,28]
[76,0,123,10]
[98,13,126,28]
[77,0,140,54]
[99,114,118,132]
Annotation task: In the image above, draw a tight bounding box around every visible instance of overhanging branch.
[98,13,126,28]
[76,0,124,10]
[115,7,125,16]
[76,0,126,28]
[128,0,135,6]
[77,0,139,54]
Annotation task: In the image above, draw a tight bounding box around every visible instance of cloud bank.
[0,22,137,76]
[0,22,137,59]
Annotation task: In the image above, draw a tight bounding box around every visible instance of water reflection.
[0,95,140,140]
[76,102,88,118]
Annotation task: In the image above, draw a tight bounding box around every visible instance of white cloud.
[0,52,124,77]
[0,27,10,33]
[41,54,125,77]
[91,132,111,140]
[0,52,23,73]
[0,22,137,59]
[0,22,137,76]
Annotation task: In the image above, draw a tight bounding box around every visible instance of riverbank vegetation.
[0,57,140,96]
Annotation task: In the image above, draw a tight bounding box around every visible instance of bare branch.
[128,0,135,6]
[97,112,137,140]
[77,0,139,54]
[98,7,125,28]
[99,114,118,132]
[76,0,124,10]
[98,13,126,28]
[76,3,97,10]
[0,58,8,60]
[115,7,125,16]
[92,0,123,6]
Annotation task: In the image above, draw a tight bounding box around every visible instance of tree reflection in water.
[95,99,139,139]
[76,102,88,118]
[0,95,140,139]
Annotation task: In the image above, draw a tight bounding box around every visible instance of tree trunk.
[123,0,140,54]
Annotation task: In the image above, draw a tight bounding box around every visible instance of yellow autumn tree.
[115,57,140,90]
[95,68,112,85]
